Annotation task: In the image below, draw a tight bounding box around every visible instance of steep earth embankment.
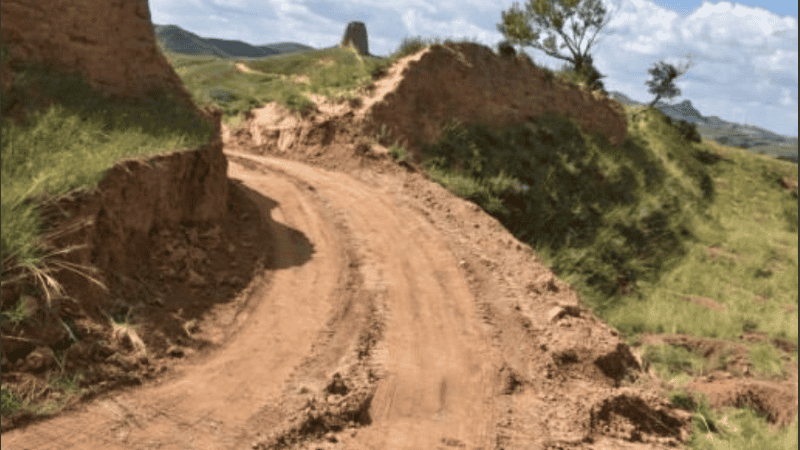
[362,43,628,161]
[1,0,230,426]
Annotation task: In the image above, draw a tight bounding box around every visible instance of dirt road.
[2,139,692,449]
[1,150,497,449]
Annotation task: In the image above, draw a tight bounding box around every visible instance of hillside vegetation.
[1,36,797,449]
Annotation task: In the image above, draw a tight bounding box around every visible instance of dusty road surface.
[2,144,692,449]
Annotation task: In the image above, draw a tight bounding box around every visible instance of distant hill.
[609,91,798,163]
[153,24,316,59]
[152,24,385,60]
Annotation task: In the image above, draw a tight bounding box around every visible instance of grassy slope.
[1,37,797,449]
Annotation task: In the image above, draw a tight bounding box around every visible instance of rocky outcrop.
[364,42,628,159]
[340,21,369,57]
[0,0,197,110]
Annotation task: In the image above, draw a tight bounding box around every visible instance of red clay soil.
[2,45,795,449]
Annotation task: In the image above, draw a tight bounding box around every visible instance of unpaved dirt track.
[3,134,693,449]
[2,154,350,449]
[226,151,497,449]
[1,151,496,449]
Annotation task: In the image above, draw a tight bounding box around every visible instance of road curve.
[2,150,496,450]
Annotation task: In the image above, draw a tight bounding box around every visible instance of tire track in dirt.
[1,156,352,449]
[225,151,497,450]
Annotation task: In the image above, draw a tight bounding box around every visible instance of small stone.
[187,228,199,245]
[24,346,54,373]
[224,276,245,287]
[169,346,184,358]
[547,306,567,323]
[169,247,188,262]
[325,432,338,443]
[187,269,207,287]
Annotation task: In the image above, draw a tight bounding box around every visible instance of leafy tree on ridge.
[495,0,621,91]
[645,56,694,108]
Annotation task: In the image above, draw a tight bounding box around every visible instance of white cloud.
[211,0,249,7]
[780,88,794,106]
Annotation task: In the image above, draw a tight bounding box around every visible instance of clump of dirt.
[1,179,275,431]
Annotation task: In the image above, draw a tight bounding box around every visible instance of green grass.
[1,33,796,447]
[417,103,796,346]
[1,370,88,420]
[666,388,798,450]
[1,45,215,308]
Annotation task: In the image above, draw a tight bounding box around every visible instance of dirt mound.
[638,333,798,429]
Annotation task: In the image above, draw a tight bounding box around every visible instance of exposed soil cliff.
[0,0,197,110]
[362,43,628,161]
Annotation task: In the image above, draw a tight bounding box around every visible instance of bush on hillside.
[392,36,429,59]
[497,40,516,59]
[663,115,702,144]
[556,59,607,94]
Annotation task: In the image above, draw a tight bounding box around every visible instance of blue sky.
[150,0,798,137]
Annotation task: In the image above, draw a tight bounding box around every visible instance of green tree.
[645,57,694,108]
[496,0,620,89]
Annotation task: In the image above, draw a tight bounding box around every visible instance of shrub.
[557,58,607,93]
[392,36,429,59]
[497,40,516,59]
[663,115,702,143]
